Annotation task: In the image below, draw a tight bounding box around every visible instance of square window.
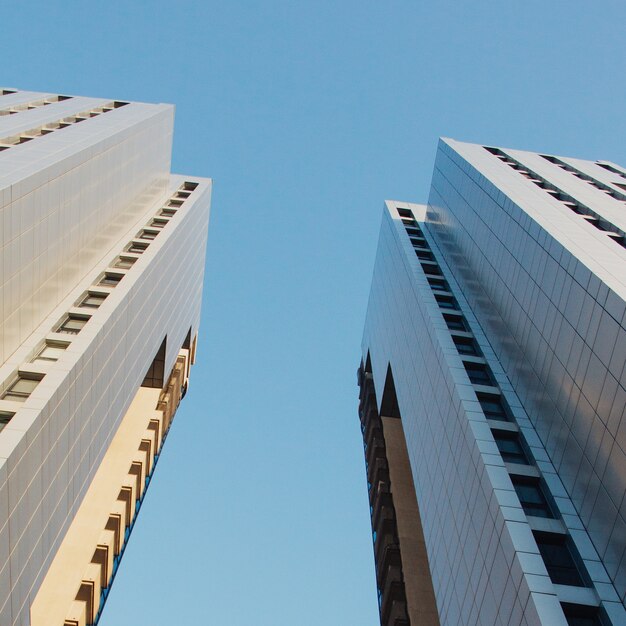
[138,229,158,241]
[0,411,14,431]
[492,430,530,464]
[112,256,137,270]
[444,314,468,332]
[57,315,88,335]
[126,241,148,254]
[464,362,494,386]
[421,262,442,276]
[79,292,107,308]
[477,393,509,421]
[98,273,123,287]
[534,533,588,587]
[436,294,459,310]
[3,375,43,402]
[453,336,479,356]
[512,477,556,519]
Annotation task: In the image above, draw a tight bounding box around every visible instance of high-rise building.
[358,139,626,626]
[0,89,211,625]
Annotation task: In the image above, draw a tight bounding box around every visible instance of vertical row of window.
[398,208,610,626]
[484,147,626,250]
[0,101,128,152]
[540,154,626,201]
[0,94,71,117]
[357,367,410,626]
[0,181,199,429]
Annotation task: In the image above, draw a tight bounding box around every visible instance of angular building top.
[0,89,211,625]
[358,139,626,625]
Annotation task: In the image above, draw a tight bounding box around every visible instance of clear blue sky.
[4,2,626,625]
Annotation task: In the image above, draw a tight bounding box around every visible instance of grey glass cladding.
[359,138,626,626]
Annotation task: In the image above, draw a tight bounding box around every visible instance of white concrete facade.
[360,140,626,625]
[0,89,211,625]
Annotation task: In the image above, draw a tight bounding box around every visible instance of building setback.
[0,89,211,625]
[358,138,626,626]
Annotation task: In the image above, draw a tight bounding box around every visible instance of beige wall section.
[381,416,440,626]
[31,351,189,626]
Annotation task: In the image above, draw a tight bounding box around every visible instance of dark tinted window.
[477,393,509,420]
[493,430,530,464]
[453,336,479,356]
[535,533,587,587]
[444,314,467,332]
[464,362,493,385]
[512,477,555,518]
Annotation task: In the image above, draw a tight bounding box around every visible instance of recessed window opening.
[436,294,459,310]
[33,342,68,363]
[415,249,434,261]
[561,603,608,626]
[421,262,442,276]
[0,412,14,431]
[57,315,89,335]
[160,208,177,217]
[492,430,530,465]
[477,393,509,421]
[138,229,158,240]
[427,278,449,291]
[174,191,191,199]
[149,218,168,229]
[534,533,588,587]
[464,362,493,386]
[453,336,479,356]
[397,208,413,218]
[167,199,183,208]
[112,256,137,269]
[181,181,198,191]
[126,241,148,254]
[444,314,468,332]
[512,477,556,519]
[78,292,108,308]
[98,273,123,287]
[2,374,44,402]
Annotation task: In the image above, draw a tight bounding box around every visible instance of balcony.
[380,580,409,626]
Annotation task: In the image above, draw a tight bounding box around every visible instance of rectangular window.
[57,315,88,335]
[453,336,479,356]
[149,218,168,229]
[126,241,149,254]
[405,227,421,237]
[428,278,450,291]
[397,208,413,218]
[477,393,509,421]
[415,249,434,261]
[534,533,587,587]
[492,430,530,464]
[33,342,68,363]
[0,411,14,431]
[464,362,493,386]
[561,604,607,626]
[112,256,137,270]
[181,181,198,191]
[512,477,556,519]
[444,314,468,332]
[421,262,442,276]
[160,208,177,217]
[138,229,158,240]
[435,294,459,310]
[410,236,426,246]
[174,190,191,199]
[78,292,107,308]
[98,273,123,287]
[2,375,43,402]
